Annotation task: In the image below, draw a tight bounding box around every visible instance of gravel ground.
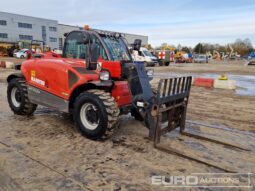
[0,61,254,190]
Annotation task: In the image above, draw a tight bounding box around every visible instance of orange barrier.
[0,61,6,68]
[194,77,214,88]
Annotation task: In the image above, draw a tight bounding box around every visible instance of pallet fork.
[126,65,250,172]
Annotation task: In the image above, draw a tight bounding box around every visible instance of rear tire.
[73,90,119,139]
[7,78,37,115]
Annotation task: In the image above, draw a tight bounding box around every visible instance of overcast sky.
[1,0,255,47]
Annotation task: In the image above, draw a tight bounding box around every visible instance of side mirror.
[133,39,142,51]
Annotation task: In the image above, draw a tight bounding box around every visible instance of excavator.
[6,27,249,172]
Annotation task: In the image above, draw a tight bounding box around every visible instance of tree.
[160,43,171,50]
[177,44,182,51]
[232,38,254,55]
[181,46,191,53]
[158,43,175,50]
[145,44,153,50]
[193,43,205,54]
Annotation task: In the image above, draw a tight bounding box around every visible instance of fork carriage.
[147,76,192,143]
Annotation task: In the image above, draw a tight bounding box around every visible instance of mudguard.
[7,73,24,83]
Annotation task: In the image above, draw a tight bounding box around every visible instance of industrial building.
[0,11,148,50]
[0,11,59,49]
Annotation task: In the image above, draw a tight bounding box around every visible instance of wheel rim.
[11,87,21,107]
[80,103,100,130]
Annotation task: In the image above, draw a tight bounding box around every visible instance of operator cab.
[62,30,133,70]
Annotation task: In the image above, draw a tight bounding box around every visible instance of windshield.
[143,50,153,57]
[101,36,132,61]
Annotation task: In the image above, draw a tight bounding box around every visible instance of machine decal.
[61,92,69,96]
[30,70,46,86]
[31,77,46,86]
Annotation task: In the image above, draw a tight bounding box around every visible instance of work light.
[100,71,110,81]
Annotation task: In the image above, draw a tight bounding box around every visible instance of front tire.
[7,78,37,115]
[73,90,119,139]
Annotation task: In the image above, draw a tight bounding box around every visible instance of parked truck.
[132,47,158,66]
[152,50,175,66]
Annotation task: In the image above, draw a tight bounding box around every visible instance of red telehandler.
[7,29,192,140]
[6,28,248,172]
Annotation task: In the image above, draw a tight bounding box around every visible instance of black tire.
[73,90,119,139]
[20,55,24,59]
[7,78,37,115]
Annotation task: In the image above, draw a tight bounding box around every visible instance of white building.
[0,11,148,50]
[0,11,59,49]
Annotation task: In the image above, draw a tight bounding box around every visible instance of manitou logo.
[31,76,46,86]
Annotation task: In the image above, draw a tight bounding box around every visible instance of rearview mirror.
[133,39,142,51]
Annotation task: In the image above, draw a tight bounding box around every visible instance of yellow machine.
[175,51,192,63]
[218,75,228,80]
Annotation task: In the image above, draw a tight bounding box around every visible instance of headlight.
[146,69,154,76]
[100,71,110,81]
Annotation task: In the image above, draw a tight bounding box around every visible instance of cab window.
[63,32,88,59]
[90,34,108,61]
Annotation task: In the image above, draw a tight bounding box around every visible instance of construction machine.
[6,28,248,172]
[7,28,191,140]
[175,51,193,63]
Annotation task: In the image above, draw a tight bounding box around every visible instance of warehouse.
[0,11,59,49]
[0,11,148,50]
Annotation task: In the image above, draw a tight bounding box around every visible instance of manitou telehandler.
[7,28,192,141]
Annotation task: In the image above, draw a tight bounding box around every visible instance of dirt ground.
[151,60,254,75]
[0,61,255,191]
[0,57,25,64]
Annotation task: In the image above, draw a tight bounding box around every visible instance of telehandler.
[7,28,191,141]
[7,28,246,172]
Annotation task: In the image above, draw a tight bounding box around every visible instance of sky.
[1,0,255,47]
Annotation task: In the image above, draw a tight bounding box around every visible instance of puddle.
[186,120,255,136]
[154,73,255,96]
